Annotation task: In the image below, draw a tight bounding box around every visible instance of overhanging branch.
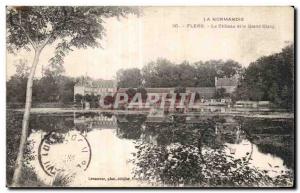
[16,11,36,48]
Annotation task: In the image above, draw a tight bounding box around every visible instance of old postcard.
[6,6,294,188]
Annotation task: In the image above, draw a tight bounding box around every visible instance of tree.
[56,76,75,103]
[74,94,83,104]
[194,61,217,87]
[126,88,137,102]
[234,44,294,110]
[194,60,242,87]
[7,60,30,104]
[34,74,58,102]
[141,58,242,88]
[90,93,99,108]
[141,61,158,87]
[174,87,186,100]
[117,68,142,88]
[6,6,139,186]
[142,58,180,87]
[219,60,242,78]
[176,61,195,86]
[215,88,228,99]
[136,87,148,102]
[14,59,30,78]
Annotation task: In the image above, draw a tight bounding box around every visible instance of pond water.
[6,111,294,187]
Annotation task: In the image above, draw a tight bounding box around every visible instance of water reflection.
[8,111,294,187]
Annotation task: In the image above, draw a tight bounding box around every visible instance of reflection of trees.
[142,118,222,149]
[29,114,74,133]
[131,117,293,187]
[116,114,146,139]
[6,112,75,185]
[42,131,65,145]
[257,143,294,169]
[132,140,292,187]
[239,117,294,170]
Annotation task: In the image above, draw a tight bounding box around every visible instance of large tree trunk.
[11,48,42,187]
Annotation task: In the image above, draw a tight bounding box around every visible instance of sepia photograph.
[5,6,295,188]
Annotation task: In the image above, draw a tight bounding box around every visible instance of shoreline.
[8,108,294,119]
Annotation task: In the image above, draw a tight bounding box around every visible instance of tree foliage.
[7,6,140,186]
[215,88,229,99]
[140,58,242,88]
[131,119,294,187]
[7,75,76,104]
[234,44,294,110]
[132,142,293,187]
[117,68,142,88]
[7,6,140,64]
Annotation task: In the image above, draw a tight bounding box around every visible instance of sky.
[6,6,294,80]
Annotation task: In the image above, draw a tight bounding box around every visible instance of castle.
[73,76,238,100]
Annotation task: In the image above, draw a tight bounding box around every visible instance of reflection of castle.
[74,114,117,129]
[73,113,248,155]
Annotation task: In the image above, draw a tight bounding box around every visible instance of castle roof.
[145,88,174,93]
[75,79,115,88]
[116,88,175,93]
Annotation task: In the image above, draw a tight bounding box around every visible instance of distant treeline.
[7,44,294,110]
[7,65,76,104]
[235,44,294,110]
[116,45,294,110]
[117,59,242,88]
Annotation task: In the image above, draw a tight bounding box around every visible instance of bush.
[132,142,294,187]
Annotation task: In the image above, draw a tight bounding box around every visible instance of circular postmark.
[38,130,92,176]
